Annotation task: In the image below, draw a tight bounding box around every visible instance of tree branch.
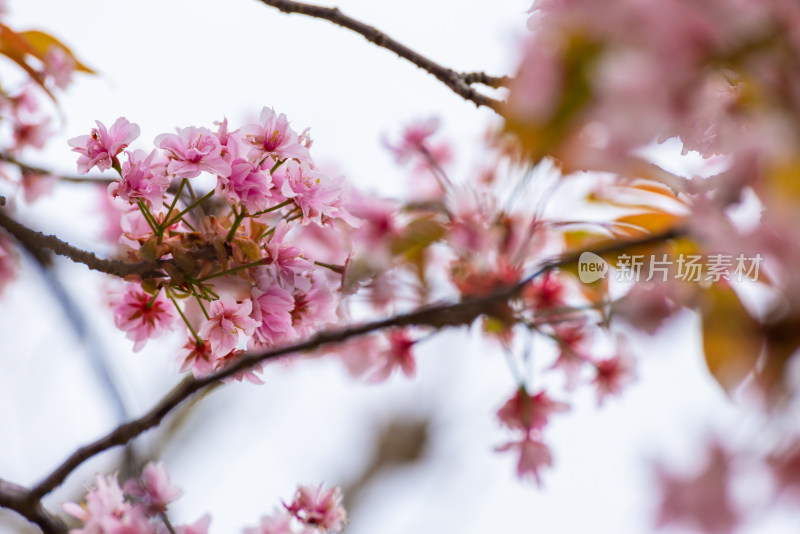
[253,0,507,111]
[0,210,162,278]
[0,480,67,534]
[0,152,113,184]
[28,225,684,499]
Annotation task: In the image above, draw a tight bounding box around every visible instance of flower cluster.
[71,109,357,379]
[63,462,346,534]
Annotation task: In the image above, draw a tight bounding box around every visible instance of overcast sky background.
[0,1,794,533]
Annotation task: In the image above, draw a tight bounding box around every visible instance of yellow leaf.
[615,211,685,237]
[18,30,95,73]
[700,283,762,393]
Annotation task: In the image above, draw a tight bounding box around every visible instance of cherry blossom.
[284,484,347,533]
[68,117,140,174]
[123,461,182,513]
[198,295,259,358]
[240,106,310,163]
[368,329,417,382]
[496,435,553,486]
[62,473,151,534]
[178,338,218,377]
[384,117,440,164]
[156,126,231,179]
[109,149,169,208]
[176,514,212,534]
[243,512,295,534]
[280,161,357,226]
[591,352,636,405]
[220,158,274,213]
[109,285,176,352]
[496,388,569,433]
[655,444,741,534]
[250,284,296,347]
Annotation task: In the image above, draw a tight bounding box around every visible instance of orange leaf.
[18,30,95,73]
[700,282,762,393]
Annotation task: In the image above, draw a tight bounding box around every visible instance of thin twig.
[0,152,112,184]
[29,225,684,499]
[253,0,506,111]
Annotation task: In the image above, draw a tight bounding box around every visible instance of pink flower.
[109,149,170,208]
[655,444,740,534]
[290,275,339,338]
[523,272,567,311]
[258,220,314,291]
[13,119,50,151]
[178,339,218,377]
[384,117,440,163]
[496,435,553,485]
[68,117,140,174]
[496,388,569,433]
[21,171,56,203]
[549,322,592,390]
[123,461,182,513]
[251,284,295,347]
[280,161,357,226]
[176,514,212,534]
[335,334,385,379]
[592,352,636,405]
[243,512,295,534]
[240,107,310,163]
[613,282,678,335]
[43,45,75,89]
[62,472,151,534]
[198,295,259,357]
[109,285,176,352]
[284,484,347,533]
[219,158,273,213]
[156,126,232,179]
[369,329,417,382]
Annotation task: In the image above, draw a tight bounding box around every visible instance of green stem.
[193,293,210,320]
[136,200,160,235]
[226,207,247,241]
[160,512,178,534]
[162,179,187,237]
[199,259,264,282]
[167,289,202,346]
[313,260,344,274]
[163,188,215,228]
[251,199,292,217]
[269,158,285,174]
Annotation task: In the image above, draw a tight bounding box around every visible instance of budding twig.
[253,0,507,112]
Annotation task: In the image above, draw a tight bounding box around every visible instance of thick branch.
[0,210,162,278]
[0,480,67,534]
[29,226,684,499]
[253,0,506,111]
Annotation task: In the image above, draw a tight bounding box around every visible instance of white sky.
[0,1,794,533]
